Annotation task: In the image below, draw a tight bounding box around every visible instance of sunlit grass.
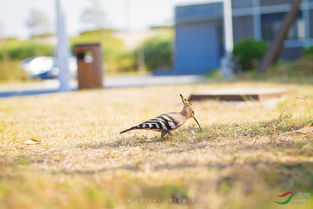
[0,82,312,209]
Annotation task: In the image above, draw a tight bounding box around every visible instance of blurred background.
[0,0,312,92]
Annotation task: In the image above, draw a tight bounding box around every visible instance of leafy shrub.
[140,35,173,71]
[70,29,124,52]
[0,60,28,81]
[71,29,131,73]
[105,51,137,73]
[0,42,54,61]
[303,45,313,56]
[233,38,267,71]
[115,51,137,72]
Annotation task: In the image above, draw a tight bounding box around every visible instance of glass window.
[280,47,303,60]
[233,16,254,42]
[260,0,295,6]
[261,12,304,42]
[232,0,253,9]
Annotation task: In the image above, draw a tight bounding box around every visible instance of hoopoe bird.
[120,94,201,139]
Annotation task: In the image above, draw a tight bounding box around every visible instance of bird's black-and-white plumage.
[120,113,179,134]
[120,94,201,139]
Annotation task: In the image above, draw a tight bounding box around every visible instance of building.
[172,0,313,75]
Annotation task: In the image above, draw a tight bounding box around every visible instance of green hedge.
[0,42,54,61]
[141,35,173,71]
[233,38,267,71]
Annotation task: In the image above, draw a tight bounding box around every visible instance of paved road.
[0,75,205,98]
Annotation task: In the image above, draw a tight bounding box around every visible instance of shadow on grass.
[56,161,313,191]
[76,137,166,149]
[56,161,313,174]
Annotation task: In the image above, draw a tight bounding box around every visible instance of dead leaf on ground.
[24,138,42,145]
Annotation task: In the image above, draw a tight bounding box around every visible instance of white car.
[21,56,77,79]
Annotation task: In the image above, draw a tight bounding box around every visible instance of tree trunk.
[258,0,302,73]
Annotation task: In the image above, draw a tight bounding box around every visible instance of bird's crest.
[180,93,192,107]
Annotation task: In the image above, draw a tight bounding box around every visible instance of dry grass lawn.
[0,81,313,209]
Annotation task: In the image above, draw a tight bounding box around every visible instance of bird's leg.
[161,131,169,140]
[161,131,173,140]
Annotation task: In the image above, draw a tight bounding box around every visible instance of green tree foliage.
[9,42,53,60]
[141,35,173,71]
[233,38,268,71]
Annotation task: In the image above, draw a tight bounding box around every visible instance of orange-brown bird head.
[180,94,201,130]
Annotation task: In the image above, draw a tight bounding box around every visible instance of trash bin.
[74,43,104,89]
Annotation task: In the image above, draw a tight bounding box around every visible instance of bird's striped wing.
[120,113,180,134]
[137,113,179,131]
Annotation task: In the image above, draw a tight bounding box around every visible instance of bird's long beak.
[193,117,202,131]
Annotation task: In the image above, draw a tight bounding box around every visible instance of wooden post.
[258,0,302,73]
[74,43,104,89]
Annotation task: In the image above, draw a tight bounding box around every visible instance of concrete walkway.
[0,75,205,98]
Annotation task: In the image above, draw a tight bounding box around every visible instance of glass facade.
[233,16,254,42]
[232,0,253,9]
[280,47,303,60]
[260,0,296,6]
[261,12,305,42]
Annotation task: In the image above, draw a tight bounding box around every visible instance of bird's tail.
[120,126,139,134]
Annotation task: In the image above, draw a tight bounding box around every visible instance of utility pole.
[221,0,235,78]
[55,0,70,91]
[223,0,234,53]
